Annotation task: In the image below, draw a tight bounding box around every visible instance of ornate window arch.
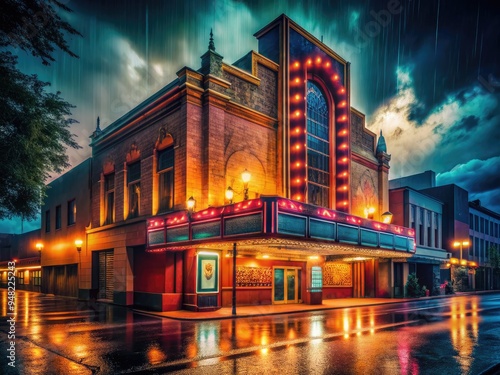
[153,127,175,214]
[306,81,331,207]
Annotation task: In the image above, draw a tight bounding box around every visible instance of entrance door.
[98,250,114,300]
[273,268,300,304]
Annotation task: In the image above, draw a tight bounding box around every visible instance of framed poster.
[196,252,219,293]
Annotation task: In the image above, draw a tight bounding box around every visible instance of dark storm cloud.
[437,156,500,213]
[2,0,500,233]
[455,115,479,132]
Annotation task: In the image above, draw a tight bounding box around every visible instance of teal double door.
[273,267,301,304]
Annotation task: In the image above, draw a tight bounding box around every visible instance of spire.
[376,129,387,154]
[91,116,102,139]
[208,28,215,51]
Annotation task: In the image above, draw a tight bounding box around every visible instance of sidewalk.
[134,290,499,321]
[134,297,411,321]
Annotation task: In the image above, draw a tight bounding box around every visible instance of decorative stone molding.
[126,142,140,164]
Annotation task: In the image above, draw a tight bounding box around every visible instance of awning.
[146,196,415,259]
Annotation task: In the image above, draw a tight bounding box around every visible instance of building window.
[104,173,115,224]
[419,208,424,246]
[469,236,474,256]
[55,205,62,229]
[158,148,174,213]
[410,205,416,230]
[67,199,76,226]
[45,210,50,232]
[426,211,431,247]
[17,271,24,285]
[480,217,485,233]
[306,81,330,207]
[485,219,489,235]
[32,270,41,286]
[469,213,473,230]
[128,162,141,218]
[475,215,479,232]
[434,212,439,248]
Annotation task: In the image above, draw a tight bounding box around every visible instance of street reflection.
[1,290,498,375]
[449,298,479,374]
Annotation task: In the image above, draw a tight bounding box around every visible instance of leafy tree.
[489,245,500,289]
[0,0,81,220]
[405,273,423,298]
[489,245,500,273]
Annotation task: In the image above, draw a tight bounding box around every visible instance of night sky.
[2,0,499,233]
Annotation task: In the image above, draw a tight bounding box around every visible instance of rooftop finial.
[208,28,215,51]
[96,116,101,131]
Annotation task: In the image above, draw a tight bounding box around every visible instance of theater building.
[81,15,415,311]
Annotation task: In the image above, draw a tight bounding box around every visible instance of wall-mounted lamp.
[225,186,234,204]
[381,211,393,224]
[36,242,43,260]
[241,169,251,200]
[187,196,196,214]
[75,239,83,253]
[364,207,375,220]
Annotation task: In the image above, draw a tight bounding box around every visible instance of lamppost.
[453,240,470,291]
[241,169,251,201]
[453,240,470,265]
[75,239,83,293]
[232,242,237,316]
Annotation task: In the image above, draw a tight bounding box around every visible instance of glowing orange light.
[325,62,331,67]
[295,127,301,134]
[296,195,301,200]
[296,178,301,183]
[342,172,348,177]
[295,94,301,101]
[339,87,346,94]
[343,201,348,206]
[339,100,346,107]
[339,143,348,149]
[342,129,348,135]
[343,185,348,191]
[316,57,321,64]
[295,78,300,84]
[307,58,312,65]
[295,144,301,150]
[342,157,348,162]
[295,110,301,117]
[294,62,300,68]
[296,162,301,167]
[332,74,339,81]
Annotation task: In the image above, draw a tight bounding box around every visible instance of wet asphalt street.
[1,290,500,374]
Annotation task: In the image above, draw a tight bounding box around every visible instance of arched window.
[157,147,174,212]
[306,81,330,207]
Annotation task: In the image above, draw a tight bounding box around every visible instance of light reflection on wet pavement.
[1,291,500,374]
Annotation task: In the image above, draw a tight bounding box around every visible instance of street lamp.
[241,169,251,200]
[225,186,234,204]
[75,239,83,253]
[453,240,470,264]
[232,242,237,316]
